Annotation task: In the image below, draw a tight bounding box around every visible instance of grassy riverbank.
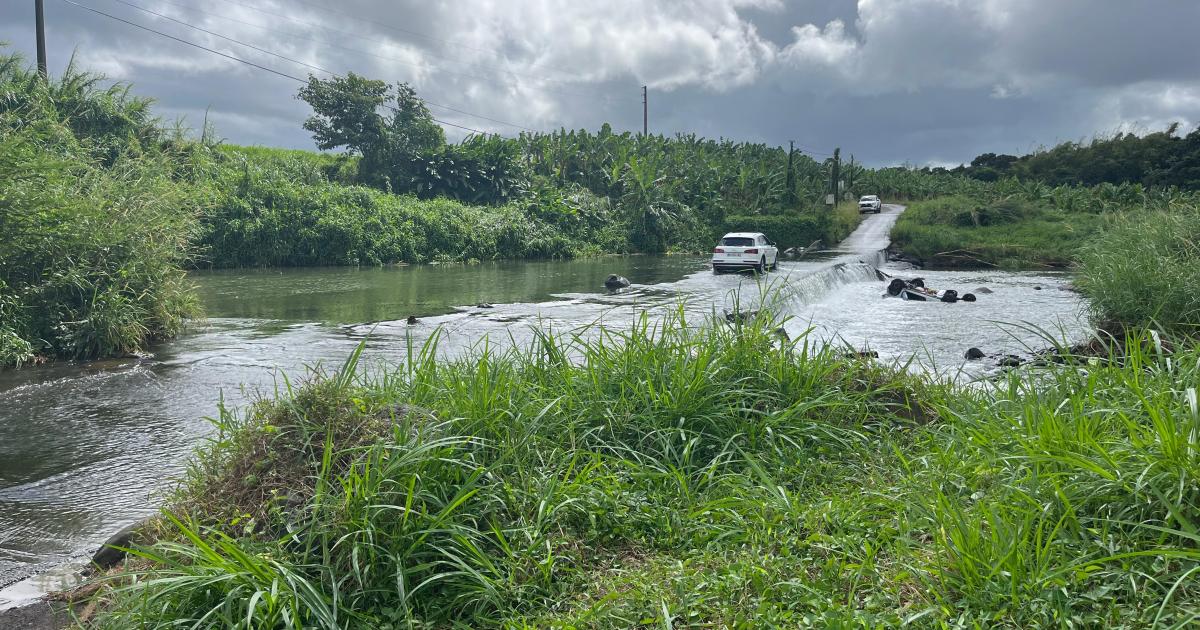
[889,196,1107,269]
[0,57,205,366]
[83,308,1199,628]
[0,50,865,366]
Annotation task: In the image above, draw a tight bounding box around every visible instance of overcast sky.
[3,0,1198,166]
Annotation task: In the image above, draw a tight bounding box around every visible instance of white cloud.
[2,0,1196,163]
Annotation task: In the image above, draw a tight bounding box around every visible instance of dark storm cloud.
[2,0,1198,165]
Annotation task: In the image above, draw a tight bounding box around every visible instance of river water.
[0,205,1090,596]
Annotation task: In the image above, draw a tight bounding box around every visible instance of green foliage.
[723,213,826,249]
[1077,208,1200,332]
[0,51,203,365]
[198,150,605,266]
[298,74,531,206]
[91,311,1200,628]
[891,195,1109,269]
[956,124,1200,188]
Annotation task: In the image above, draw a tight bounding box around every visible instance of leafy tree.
[298,74,445,191]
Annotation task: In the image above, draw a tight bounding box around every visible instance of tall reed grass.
[1077,209,1200,333]
[0,52,206,365]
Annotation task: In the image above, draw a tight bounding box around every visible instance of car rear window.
[720,237,755,246]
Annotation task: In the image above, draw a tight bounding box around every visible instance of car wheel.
[756,257,766,273]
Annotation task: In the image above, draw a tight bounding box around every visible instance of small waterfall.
[775,252,885,307]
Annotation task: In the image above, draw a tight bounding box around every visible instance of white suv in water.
[712,232,778,273]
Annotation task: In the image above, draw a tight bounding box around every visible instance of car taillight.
[713,248,724,253]
[745,248,758,254]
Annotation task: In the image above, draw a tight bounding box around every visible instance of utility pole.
[847,154,855,195]
[641,85,648,136]
[830,148,842,201]
[786,141,796,204]
[35,0,48,80]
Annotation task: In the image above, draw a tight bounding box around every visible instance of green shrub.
[723,213,827,249]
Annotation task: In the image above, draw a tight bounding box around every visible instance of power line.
[219,0,582,78]
[105,0,539,132]
[184,0,611,101]
[59,0,494,136]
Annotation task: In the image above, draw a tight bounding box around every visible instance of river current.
[0,205,1089,599]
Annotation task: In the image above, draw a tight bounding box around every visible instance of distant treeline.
[931,124,1200,188]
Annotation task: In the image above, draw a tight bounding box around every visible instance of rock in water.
[964,347,985,360]
[999,355,1023,368]
[475,303,494,309]
[724,309,758,324]
[90,517,150,570]
[974,287,994,294]
[406,315,419,325]
[604,274,631,289]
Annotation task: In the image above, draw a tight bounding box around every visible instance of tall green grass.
[1077,209,1200,333]
[88,308,1200,627]
[0,52,206,366]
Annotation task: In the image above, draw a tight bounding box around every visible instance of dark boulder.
[90,517,152,571]
[475,303,494,309]
[964,347,985,360]
[974,287,994,294]
[406,315,419,325]
[604,274,631,289]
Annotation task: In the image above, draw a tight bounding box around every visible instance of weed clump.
[1077,209,1200,333]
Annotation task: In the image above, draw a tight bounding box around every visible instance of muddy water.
[0,206,1090,596]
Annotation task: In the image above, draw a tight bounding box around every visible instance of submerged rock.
[964,347,985,360]
[604,274,631,289]
[90,517,152,571]
[724,309,759,324]
[475,303,494,309]
[999,355,1024,368]
[406,315,419,325]
[974,287,994,294]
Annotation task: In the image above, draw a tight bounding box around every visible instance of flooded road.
[0,205,1089,595]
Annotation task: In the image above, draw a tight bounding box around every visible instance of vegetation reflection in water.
[191,256,708,324]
